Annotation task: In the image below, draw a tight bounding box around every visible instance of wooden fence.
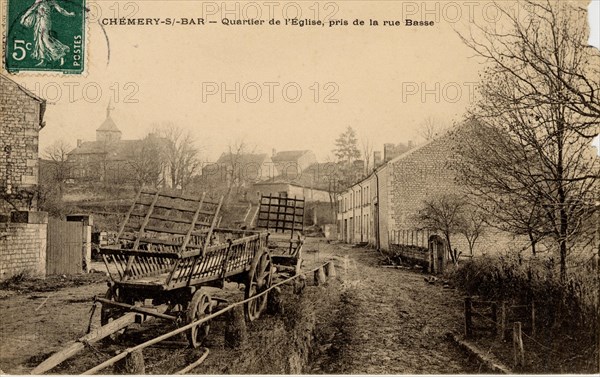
[389,229,431,248]
[46,218,83,275]
[464,297,535,340]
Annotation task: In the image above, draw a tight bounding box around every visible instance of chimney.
[373,151,382,167]
[383,143,395,162]
[272,148,277,157]
[77,139,83,147]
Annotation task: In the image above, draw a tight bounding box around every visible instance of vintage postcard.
[1,0,599,375]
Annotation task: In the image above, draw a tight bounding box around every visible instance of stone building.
[271,150,317,178]
[0,74,46,212]
[337,125,529,256]
[203,152,275,186]
[338,127,464,250]
[0,74,48,279]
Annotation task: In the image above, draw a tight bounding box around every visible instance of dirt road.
[0,239,479,374]
[308,241,479,374]
[0,279,107,374]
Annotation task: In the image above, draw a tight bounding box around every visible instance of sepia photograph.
[1,0,599,374]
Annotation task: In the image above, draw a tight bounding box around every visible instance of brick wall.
[0,211,48,279]
[387,134,460,231]
[0,75,45,213]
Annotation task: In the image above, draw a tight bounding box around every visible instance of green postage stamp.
[4,0,86,74]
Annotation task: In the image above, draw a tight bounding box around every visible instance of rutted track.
[309,244,481,374]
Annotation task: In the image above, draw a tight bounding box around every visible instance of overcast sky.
[7,0,595,162]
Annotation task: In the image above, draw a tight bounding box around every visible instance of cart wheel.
[100,287,128,340]
[245,249,273,322]
[186,288,212,348]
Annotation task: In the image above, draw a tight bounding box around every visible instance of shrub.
[448,252,599,338]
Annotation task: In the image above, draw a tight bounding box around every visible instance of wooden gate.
[46,218,83,275]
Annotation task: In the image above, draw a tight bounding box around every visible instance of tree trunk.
[445,233,456,264]
[528,233,537,256]
[555,110,568,282]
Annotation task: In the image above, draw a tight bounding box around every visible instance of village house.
[202,152,275,186]
[0,74,48,279]
[337,126,465,250]
[270,149,317,178]
[67,105,170,186]
[337,125,529,256]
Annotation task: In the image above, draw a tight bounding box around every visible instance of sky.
[4,0,596,162]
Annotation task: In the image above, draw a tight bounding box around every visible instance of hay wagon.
[98,190,273,348]
[255,194,305,278]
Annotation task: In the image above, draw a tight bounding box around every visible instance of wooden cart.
[99,190,273,348]
[255,194,305,277]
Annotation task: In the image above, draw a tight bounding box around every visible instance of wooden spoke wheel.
[100,287,129,340]
[245,249,273,322]
[186,289,212,348]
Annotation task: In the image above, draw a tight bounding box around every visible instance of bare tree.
[417,116,447,141]
[223,140,249,201]
[458,205,487,256]
[360,136,373,175]
[460,0,600,124]
[415,194,466,265]
[457,0,600,280]
[454,122,554,256]
[128,133,166,191]
[42,140,72,198]
[156,124,201,192]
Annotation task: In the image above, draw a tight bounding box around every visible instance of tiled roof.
[215,153,270,166]
[271,150,310,162]
[96,115,120,132]
[68,140,140,160]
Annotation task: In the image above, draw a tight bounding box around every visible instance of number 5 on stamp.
[5,0,86,74]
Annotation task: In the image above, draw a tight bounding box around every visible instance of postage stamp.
[4,0,86,74]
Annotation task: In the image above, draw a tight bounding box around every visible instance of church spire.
[96,101,121,142]
[106,100,115,118]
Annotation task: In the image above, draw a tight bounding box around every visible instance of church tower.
[96,102,122,143]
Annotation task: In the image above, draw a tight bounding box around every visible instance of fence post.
[224,305,247,349]
[464,297,473,338]
[314,266,326,286]
[498,301,507,341]
[115,349,145,374]
[513,321,525,368]
[293,274,306,295]
[267,286,284,315]
[325,261,337,278]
